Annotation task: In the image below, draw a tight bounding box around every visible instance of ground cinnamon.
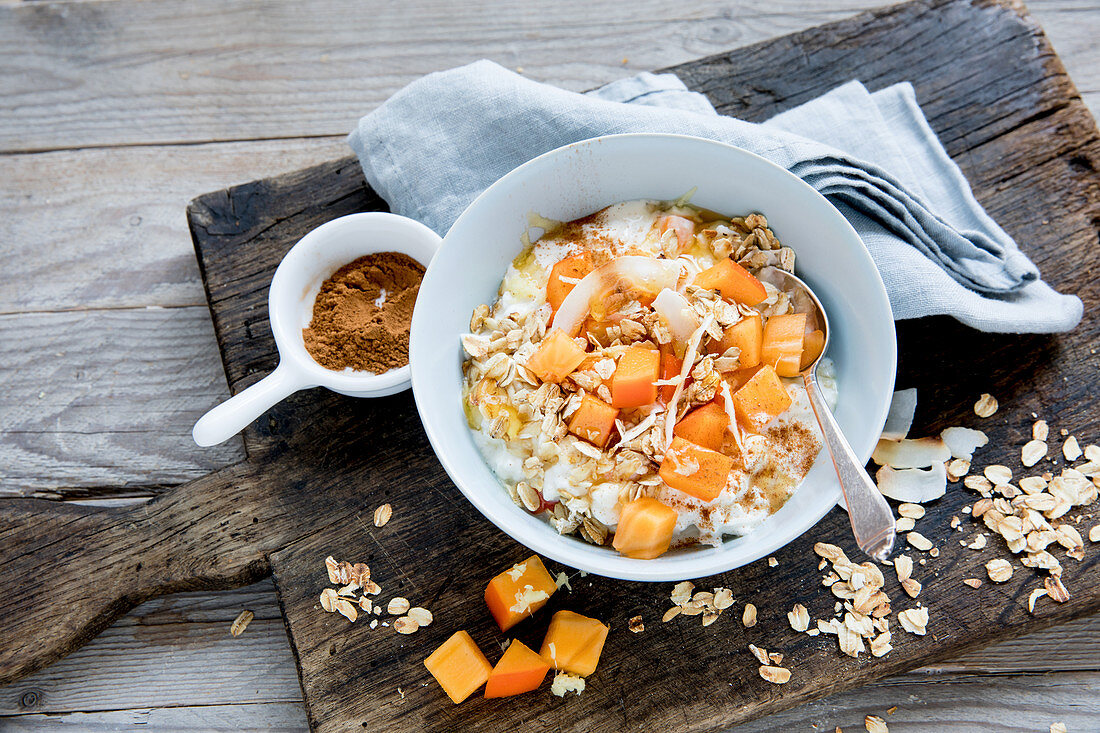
[303,252,424,373]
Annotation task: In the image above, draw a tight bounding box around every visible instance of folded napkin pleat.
[349,60,1082,333]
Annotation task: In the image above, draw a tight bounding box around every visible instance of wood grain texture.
[0,0,1095,152]
[3,673,1097,731]
[0,308,244,498]
[4,578,1100,718]
[0,137,349,313]
[181,0,1100,729]
[1,0,1099,729]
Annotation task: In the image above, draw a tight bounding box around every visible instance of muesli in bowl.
[461,199,837,560]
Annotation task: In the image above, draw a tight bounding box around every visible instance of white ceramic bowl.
[193,212,442,447]
[410,134,896,581]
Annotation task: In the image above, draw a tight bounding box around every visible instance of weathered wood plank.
[0,704,310,732]
[3,577,1098,719]
[0,582,302,717]
[182,0,1100,730]
[0,137,349,313]
[0,0,1094,152]
[4,576,1095,713]
[0,307,243,498]
[4,671,1098,732]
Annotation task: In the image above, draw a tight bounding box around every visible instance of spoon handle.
[803,370,896,562]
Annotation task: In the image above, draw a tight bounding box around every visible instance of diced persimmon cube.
[658,345,683,403]
[567,394,619,448]
[424,630,493,704]
[658,436,734,502]
[692,259,767,305]
[732,363,792,432]
[656,214,696,252]
[761,313,806,377]
[801,329,825,370]
[526,328,586,384]
[539,610,609,677]
[710,313,763,368]
[721,364,763,393]
[610,345,660,408]
[612,497,678,559]
[547,253,594,314]
[673,402,729,452]
[484,640,551,698]
[484,555,558,632]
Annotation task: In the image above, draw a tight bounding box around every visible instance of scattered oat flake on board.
[865,715,889,733]
[788,604,810,632]
[1063,436,1082,462]
[320,588,338,613]
[1033,419,1049,442]
[742,603,758,627]
[898,503,925,519]
[335,599,358,622]
[768,557,778,567]
[1050,722,1067,733]
[973,393,998,418]
[373,503,393,527]
[394,616,419,634]
[628,615,645,633]
[1022,440,1047,467]
[986,559,1013,583]
[758,665,790,684]
[662,607,681,622]
[407,607,433,627]
[898,607,929,635]
[1028,588,1048,613]
[1045,576,1070,603]
[907,532,933,551]
[984,464,1012,485]
[1090,525,1100,543]
[230,610,253,637]
[748,644,770,665]
[387,597,411,615]
[962,578,982,588]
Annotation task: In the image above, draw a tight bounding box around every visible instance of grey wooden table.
[1,1,1098,730]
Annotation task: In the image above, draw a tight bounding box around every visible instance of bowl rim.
[410,132,896,581]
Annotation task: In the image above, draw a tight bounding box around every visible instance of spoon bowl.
[760,267,896,562]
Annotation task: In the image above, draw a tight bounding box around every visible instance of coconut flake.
[941,427,990,461]
[662,313,715,450]
[880,388,917,440]
[872,438,951,469]
[652,288,700,344]
[875,462,948,503]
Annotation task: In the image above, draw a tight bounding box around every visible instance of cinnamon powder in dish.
[303,252,424,373]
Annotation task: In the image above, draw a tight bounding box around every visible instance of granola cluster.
[461,209,803,546]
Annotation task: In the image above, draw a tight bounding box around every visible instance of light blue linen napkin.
[348,60,1082,333]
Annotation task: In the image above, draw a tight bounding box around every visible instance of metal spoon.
[758,267,896,562]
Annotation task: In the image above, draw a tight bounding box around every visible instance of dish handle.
[193,364,310,446]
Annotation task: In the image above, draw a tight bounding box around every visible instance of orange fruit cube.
[673,402,730,453]
[484,640,551,698]
[612,497,678,559]
[424,630,492,704]
[567,393,619,448]
[610,345,660,408]
[539,610,609,676]
[484,555,558,632]
[692,259,767,305]
[526,328,586,384]
[658,436,734,502]
[732,363,792,432]
[761,313,806,377]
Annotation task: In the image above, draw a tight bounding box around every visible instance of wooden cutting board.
[2,0,1099,730]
